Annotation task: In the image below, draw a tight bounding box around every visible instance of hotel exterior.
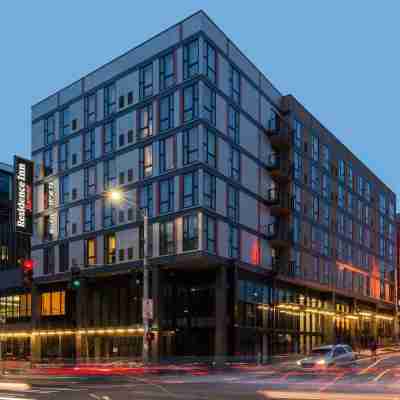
[3,11,395,362]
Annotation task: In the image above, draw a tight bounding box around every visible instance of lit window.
[41,291,65,316]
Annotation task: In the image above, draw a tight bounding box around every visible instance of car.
[296,344,356,368]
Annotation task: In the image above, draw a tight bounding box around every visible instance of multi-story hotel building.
[22,11,397,362]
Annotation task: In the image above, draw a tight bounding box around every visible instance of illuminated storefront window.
[0,294,31,319]
[41,291,65,316]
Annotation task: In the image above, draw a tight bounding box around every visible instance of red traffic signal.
[23,259,34,271]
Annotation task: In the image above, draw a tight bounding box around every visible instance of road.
[1,354,400,399]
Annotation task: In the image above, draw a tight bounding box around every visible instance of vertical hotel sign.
[14,156,34,235]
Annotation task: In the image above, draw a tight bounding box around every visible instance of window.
[229,225,240,259]
[159,136,175,173]
[312,135,319,161]
[58,142,68,172]
[159,178,174,214]
[160,221,174,255]
[338,160,345,182]
[85,238,96,266]
[311,165,320,191]
[60,175,70,204]
[229,65,240,104]
[183,127,199,165]
[293,184,302,212]
[104,233,116,264]
[103,159,116,190]
[312,196,319,222]
[139,63,153,99]
[347,164,353,189]
[293,119,302,149]
[140,144,153,178]
[347,192,353,213]
[83,201,95,232]
[103,197,116,228]
[103,121,115,154]
[104,83,116,117]
[338,185,344,208]
[59,242,69,273]
[61,107,70,137]
[322,144,329,170]
[43,247,55,275]
[183,214,198,251]
[138,103,153,139]
[204,41,216,83]
[364,180,371,202]
[379,193,386,214]
[85,93,97,126]
[44,115,55,145]
[204,129,217,167]
[204,215,216,253]
[183,171,198,208]
[389,200,395,219]
[84,165,96,197]
[203,85,216,125]
[322,202,330,227]
[183,39,199,79]
[227,185,239,222]
[83,129,95,162]
[293,152,302,181]
[43,215,53,241]
[41,291,65,316]
[204,173,216,209]
[347,219,353,240]
[357,176,363,196]
[139,184,153,217]
[59,209,69,239]
[229,146,240,181]
[159,51,175,91]
[183,84,199,122]
[43,148,53,176]
[322,174,330,199]
[159,94,174,132]
[292,216,301,244]
[0,246,8,263]
[337,212,345,235]
[228,106,240,144]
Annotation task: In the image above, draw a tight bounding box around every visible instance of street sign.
[142,299,153,320]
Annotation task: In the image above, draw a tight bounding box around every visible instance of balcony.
[265,153,291,183]
[264,188,293,216]
[265,116,292,150]
[262,222,291,248]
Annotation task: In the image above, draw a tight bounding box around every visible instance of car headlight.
[296,360,301,366]
[316,359,326,365]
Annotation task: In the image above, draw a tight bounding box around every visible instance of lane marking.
[258,390,400,400]
[358,354,397,375]
[372,368,392,383]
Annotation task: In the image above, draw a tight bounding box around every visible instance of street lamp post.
[142,209,150,364]
[108,189,151,364]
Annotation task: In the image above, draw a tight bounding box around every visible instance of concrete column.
[215,266,227,366]
[30,284,41,363]
[229,265,240,360]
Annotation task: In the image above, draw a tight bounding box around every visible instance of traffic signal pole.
[142,210,150,364]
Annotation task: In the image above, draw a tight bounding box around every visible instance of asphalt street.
[1,354,400,399]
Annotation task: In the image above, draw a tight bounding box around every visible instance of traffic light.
[70,266,81,290]
[19,258,34,287]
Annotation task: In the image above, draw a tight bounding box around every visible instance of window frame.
[183,214,198,251]
[183,83,199,122]
[183,171,199,208]
[139,63,153,100]
[159,51,175,91]
[182,127,199,165]
[183,39,199,80]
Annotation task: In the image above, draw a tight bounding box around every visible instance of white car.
[297,344,356,368]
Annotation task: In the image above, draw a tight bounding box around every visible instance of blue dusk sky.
[2,1,399,199]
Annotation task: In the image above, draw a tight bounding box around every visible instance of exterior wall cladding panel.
[21,10,396,362]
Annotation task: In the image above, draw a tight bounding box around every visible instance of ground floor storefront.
[0,263,396,363]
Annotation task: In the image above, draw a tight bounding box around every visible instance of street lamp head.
[108,189,123,202]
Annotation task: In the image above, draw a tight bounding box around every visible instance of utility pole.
[142,210,150,364]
